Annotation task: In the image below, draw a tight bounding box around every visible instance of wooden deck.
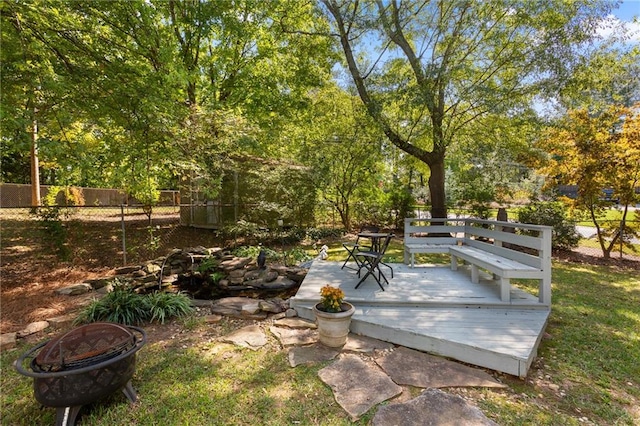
[290,261,550,377]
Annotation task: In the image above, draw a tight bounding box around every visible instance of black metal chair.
[341,225,379,271]
[355,233,394,291]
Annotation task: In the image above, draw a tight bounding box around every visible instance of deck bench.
[403,218,464,268]
[404,218,552,305]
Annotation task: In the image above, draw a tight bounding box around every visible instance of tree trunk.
[428,157,446,219]
[30,115,41,206]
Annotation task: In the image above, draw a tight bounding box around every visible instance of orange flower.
[319,285,345,313]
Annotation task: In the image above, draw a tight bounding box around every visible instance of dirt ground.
[0,216,223,334]
[1,217,638,335]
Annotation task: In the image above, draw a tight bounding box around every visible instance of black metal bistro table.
[356,232,389,253]
[354,232,394,290]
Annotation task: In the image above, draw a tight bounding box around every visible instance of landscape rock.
[288,343,339,367]
[221,325,268,350]
[273,317,316,329]
[115,265,141,274]
[56,283,93,296]
[255,276,297,290]
[259,298,287,313]
[96,283,114,294]
[228,269,246,278]
[372,388,499,426]
[241,301,261,315]
[318,354,402,420]
[375,346,507,389]
[85,278,110,290]
[343,334,394,353]
[1,333,17,351]
[46,314,76,329]
[220,256,252,271]
[269,326,318,346]
[144,263,162,274]
[191,299,213,308]
[204,314,223,324]
[17,321,49,338]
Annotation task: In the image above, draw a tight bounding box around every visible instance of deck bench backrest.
[404,218,464,246]
[462,221,545,270]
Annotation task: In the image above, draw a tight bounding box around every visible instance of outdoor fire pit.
[14,322,146,426]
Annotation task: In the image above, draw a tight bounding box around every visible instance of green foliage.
[75,284,149,325]
[30,206,70,260]
[196,256,220,273]
[229,244,312,266]
[537,105,640,257]
[283,247,313,266]
[517,201,580,250]
[146,291,194,324]
[75,281,194,325]
[306,227,344,241]
[232,245,279,260]
[222,220,271,243]
[468,203,492,220]
[207,271,225,285]
[280,227,307,245]
[322,0,615,218]
[387,186,415,229]
[43,185,85,206]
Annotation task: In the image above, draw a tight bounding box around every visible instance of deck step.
[290,261,550,377]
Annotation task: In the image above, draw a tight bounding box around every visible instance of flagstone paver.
[318,354,402,420]
[343,333,394,353]
[376,347,506,388]
[375,346,507,389]
[220,324,267,350]
[219,320,507,422]
[372,388,499,426]
[287,343,340,367]
[269,326,318,346]
[272,317,317,329]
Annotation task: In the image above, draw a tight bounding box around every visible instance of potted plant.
[312,285,355,347]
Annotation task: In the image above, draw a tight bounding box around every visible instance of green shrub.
[75,285,149,325]
[517,201,580,250]
[306,227,343,241]
[146,291,194,324]
[220,220,270,242]
[232,245,279,260]
[76,282,194,325]
[196,256,220,273]
[31,206,71,260]
[283,247,313,266]
[280,227,306,244]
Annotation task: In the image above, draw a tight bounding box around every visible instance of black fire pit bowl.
[14,322,146,426]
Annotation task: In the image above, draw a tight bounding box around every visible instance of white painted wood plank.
[291,261,550,377]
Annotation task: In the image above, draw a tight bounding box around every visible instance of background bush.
[517,201,580,250]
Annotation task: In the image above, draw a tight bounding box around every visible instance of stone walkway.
[3,291,506,424]
[225,317,504,424]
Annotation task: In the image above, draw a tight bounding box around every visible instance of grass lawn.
[2,244,639,425]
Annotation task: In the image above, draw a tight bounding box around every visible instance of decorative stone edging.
[1,246,310,352]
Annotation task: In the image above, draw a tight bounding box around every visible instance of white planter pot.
[312,302,355,347]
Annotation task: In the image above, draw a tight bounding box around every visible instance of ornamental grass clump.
[319,284,345,313]
[75,281,194,325]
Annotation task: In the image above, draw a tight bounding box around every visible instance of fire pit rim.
[14,324,146,379]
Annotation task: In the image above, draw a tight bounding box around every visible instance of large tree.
[1,0,334,205]
[537,104,640,258]
[320,0,616,219]
[293,85,387,229]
